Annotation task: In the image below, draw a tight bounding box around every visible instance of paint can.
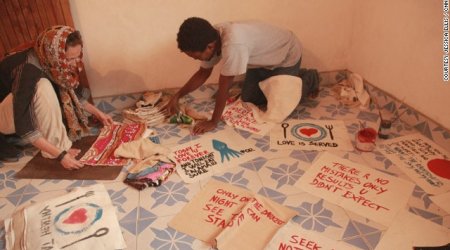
[378,119,392,139]
[355,127,377,152]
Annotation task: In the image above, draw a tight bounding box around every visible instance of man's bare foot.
[309,88,320,99]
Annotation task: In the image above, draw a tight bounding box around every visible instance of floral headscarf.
[34,25,89,141]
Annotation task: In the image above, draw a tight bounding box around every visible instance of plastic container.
[355,127,377,152]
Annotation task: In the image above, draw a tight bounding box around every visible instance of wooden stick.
[359,120,365,130]
[391,108,407,123]
[371,97,383,120]
[365,87,383,120]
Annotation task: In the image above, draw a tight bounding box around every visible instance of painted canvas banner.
[375,211,450,250]
[215,195,297,250]
[168,179,296,249]
[430,192,450,214]
[168,179,253,244]
[169,127,260,183]
[264,220,358,250]
[4,184,125,250]
[222,100,275,136]
[378,133,450,195]
[295,152,415,227]
[270,119,353,151]
[79,123,146,166]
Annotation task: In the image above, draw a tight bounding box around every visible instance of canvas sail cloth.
[4,184,125,250]
[215,194,298,250]
[264,219,359,250]
[375,210,450,250]
[378,133,450,195]
[79,123,146,166]
[222,75,302,135]
[169,127,261,183]
[295,152,415,227]
[168,179,297,250]
[222,99,275,136]
[270,119,353,151]
[251,75,302,124]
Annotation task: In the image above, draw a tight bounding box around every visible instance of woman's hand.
[60,152,84,170]
[83,102,113,126]
[192,120,218,135]
[94,111,113,126]
[68,148,81,157]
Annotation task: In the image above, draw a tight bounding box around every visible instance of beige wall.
[70,0,450,129]
[348,0,450,129]
[69,0,354,97]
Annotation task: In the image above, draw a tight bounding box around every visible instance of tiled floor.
[1,72,449,250]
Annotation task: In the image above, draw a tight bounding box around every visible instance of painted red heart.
[427,158,450,180]
[300,128,318,137]
[63,208,88,224]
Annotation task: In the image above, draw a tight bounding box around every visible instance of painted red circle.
[427,159,450,180]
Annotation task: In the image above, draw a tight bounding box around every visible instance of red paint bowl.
[355,128,377,152]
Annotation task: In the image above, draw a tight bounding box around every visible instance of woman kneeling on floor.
[0,26,113,170]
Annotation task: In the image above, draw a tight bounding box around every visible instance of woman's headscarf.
[34,25,89,141]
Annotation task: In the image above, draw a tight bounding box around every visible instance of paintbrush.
[391,108,407,124]
[371,97,383,121]
[359,120,366,130]
[390,98,407,123]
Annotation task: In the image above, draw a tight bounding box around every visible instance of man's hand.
[163,95,181,117]
[192,120,218,135]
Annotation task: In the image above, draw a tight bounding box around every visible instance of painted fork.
[55,191,95,207]
[325,125,334,140]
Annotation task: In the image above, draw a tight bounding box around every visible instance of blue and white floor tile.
[209,165,264,194]
[138,215,212,250]
[0,198,17,222]
[139,176,201,217]
[1,75,449,249]
[257,157,309,196]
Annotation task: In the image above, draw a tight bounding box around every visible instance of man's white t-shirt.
[201,21,302,76]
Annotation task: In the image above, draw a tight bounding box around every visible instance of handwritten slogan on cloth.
[4,184,125,250]
[270,119,353,151]
[169,128,260,183]
[215,195,297,250]
[168,180,297,250]
[378,133,450,195]
[222,100,275,136]
[264,220,358,250]
[295,152,414,226]
[79,123,146,166]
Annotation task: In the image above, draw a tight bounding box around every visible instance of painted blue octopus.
[212,139,242,163]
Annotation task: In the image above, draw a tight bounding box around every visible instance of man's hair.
[66,30,83,50]
[177,17,218,52]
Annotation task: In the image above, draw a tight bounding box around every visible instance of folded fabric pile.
[122,106,166,126]
[122,91,167,126]
[4,184,126,250]
[331,72,370,108]
[114,135,175,190]
[124,156,175,190]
